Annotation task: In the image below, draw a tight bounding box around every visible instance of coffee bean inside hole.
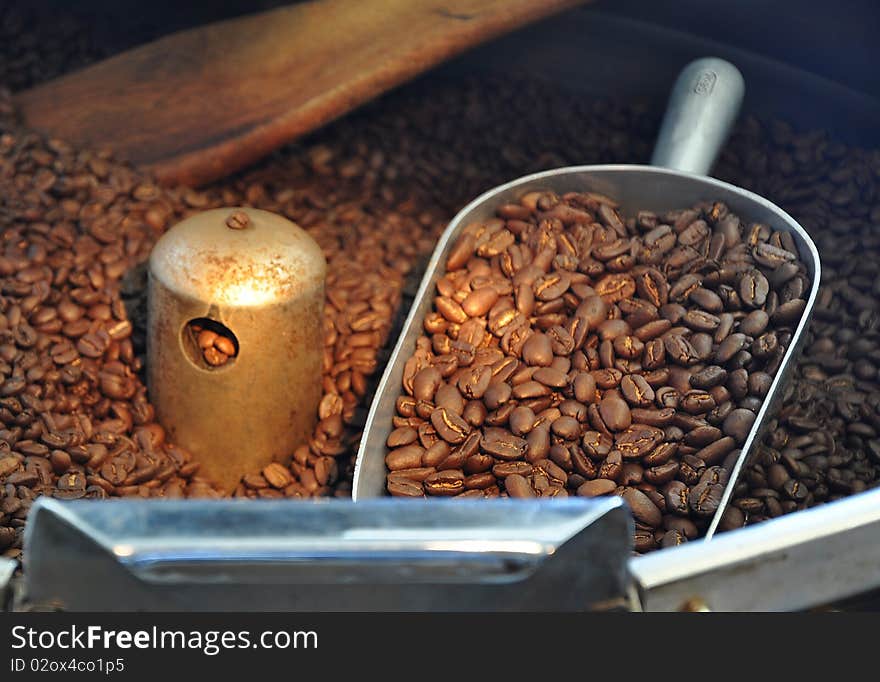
[183,318,239,369]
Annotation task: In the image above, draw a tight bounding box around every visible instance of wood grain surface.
[15,0,591,186]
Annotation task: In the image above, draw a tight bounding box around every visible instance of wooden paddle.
[14,0,591,186]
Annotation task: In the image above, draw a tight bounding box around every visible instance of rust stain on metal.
[197,248,302,299]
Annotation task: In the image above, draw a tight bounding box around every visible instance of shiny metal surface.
[19,488,880,612]
[147,207,326,492]
[652,57,745,174]
[21,497,633,611]
[632,487,880,611]
[149,207,326,306]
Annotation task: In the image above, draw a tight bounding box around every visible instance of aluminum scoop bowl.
[353,58,820,541]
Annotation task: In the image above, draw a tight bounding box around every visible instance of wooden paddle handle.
[16,0,591,186]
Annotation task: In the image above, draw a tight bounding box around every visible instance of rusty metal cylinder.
[147,207,326,493]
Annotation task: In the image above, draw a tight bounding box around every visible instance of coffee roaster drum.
[6,6,880,612]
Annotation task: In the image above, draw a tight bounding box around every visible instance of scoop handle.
[651,57,745,176]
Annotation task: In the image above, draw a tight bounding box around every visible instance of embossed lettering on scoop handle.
[651,57,745,176]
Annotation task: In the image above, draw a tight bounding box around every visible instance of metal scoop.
[353,58,821,540]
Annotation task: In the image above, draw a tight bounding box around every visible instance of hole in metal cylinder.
[182,317,239,370]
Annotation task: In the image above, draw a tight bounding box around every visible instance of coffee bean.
[643,442,677,467]
[462,287,499,317]
[573,372,598,404]
[633,529,657,553]
[694,437,737,465]
[663,481,690,515]
[76,330,110,358]
[314,457,338,486]
[263,462,293,489]
[661,529,687,547]
[577,478,617,497]
[723,408,757,444]
[49,450,72,475]
[213,334,236,357]
[716,333,749,364]
[505,473,535,498]
[717,505,746,531]
[593,368,623,390]
[740,310,770,337]
[388,478,424,497]
[623,487,662,527]
[576,296,608,328]
[595,274,636,304]
[526,426,551,460]
[423,470,465,496]
[691,286,725,313]
[664,334,699,366]
[635,319,672,342]
[620,374,654,406]
[683,310,720,332]
[481,428,528,460]
[387,426,419,448]
[534,271,571,301]
[598,450,623,481]
[551,416,580,440]
[464,472,495,490]
[386,445,425,471]
[740,270,770,308]
[767,464,790,490]
[411,365,441,400]
[782,478,809,502]
[431,407,471,444]
[511,380,551,400]
[463,451,493,474]
[613,334,645,360]
[509,406,537,436]
[772,298,807,325]
[691,365,728,390]
[615,425,664,459]
[458,365,492,399]
[634,268,669,308]
[533,367,568,388]
[689,480,725,516]
[436,296,468,324]
[597,319,631,342]
[599,394,631,431]
[681,390,716,415]
[492,461,533,478]
[581,430,613,458]
[570,448,596,478]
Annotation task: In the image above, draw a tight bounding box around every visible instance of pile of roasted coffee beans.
[716,121,880,530]
[1,11,879,563]
[382,188,810,551]
[0,124,229,568]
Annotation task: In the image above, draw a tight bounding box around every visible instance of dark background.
[11,0,880,99]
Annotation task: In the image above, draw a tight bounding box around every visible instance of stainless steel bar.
[22,497,633,611]
[631,487,880,611]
